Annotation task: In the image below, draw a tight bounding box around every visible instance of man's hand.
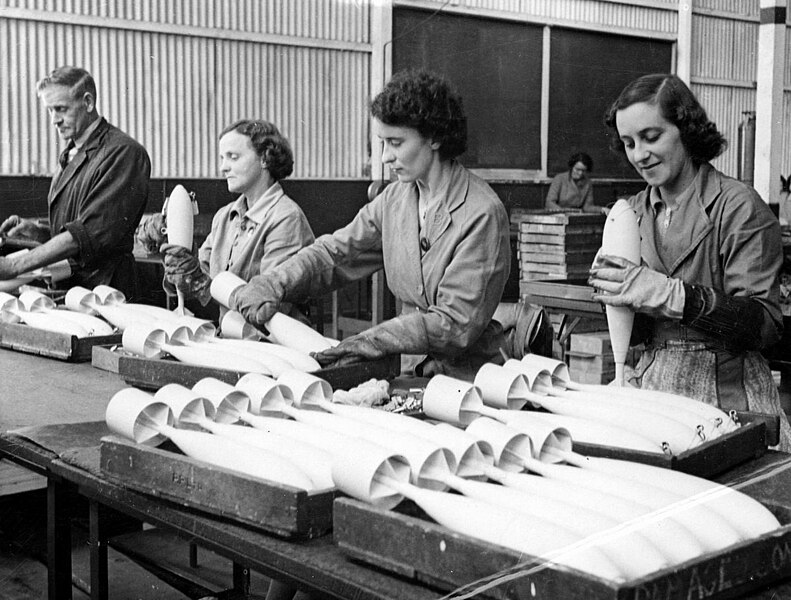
[0,216,50,243]
[589,254,685,319]
[0,256,19,280]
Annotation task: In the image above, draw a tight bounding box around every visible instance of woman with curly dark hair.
[589,73,791,451]
[230,70,511,379]
[160,119,314,315]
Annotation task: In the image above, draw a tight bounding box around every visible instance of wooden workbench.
[2,347,791,599]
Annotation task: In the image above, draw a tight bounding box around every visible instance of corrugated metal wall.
[2,0,789,181]
[0,1,371,178]
[690,6,759,176]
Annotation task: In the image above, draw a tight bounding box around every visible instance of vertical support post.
[232,562,251,596]
[89,500,108,600]
[676,0,693,84]
[370,1,393,183]
[540,26,550,177]
[755,0,787,205]
[47,478,72,600]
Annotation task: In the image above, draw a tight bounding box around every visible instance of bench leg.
[89,499,109,600]
[47,478,72,600]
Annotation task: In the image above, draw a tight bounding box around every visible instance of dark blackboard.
[393,8,543,170]
[548,27,672,178]
[392,9,672,179]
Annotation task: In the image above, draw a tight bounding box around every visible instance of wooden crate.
[0,322,122,362]
[572,413,777,478]
[100,435,335,539]
[567,352,614,384]
[334,497,791,600]
[106,350,400,391]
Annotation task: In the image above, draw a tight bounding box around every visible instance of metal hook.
[695,424,706,441]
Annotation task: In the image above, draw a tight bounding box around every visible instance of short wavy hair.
[604,73,726,164]
[220,119,294,181]
[370,70,467,161]
[36,66,97,101]
[568,152,593,172]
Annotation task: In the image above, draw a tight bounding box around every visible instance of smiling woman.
[228,70,511,380]
[160,119,314,319]
[589,73,791,452]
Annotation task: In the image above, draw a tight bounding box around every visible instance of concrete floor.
[0,489,272,599]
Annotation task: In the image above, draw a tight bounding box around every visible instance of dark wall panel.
[393,8,543,170]
[548,28,672,179]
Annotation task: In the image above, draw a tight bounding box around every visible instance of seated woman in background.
[161,119,315,319]
[545,151,601,213]
[229,69,511,381]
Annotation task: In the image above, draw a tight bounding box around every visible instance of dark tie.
[58,142,75,169]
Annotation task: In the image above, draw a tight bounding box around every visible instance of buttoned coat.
[275,160,511,379]
[48,118,151,296]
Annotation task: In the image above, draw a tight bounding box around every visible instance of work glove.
[589,254,685,319]
[136,213,166,255]
[160,243,211,305]
[313,315,429,368]
[229,274,284,328]
[313,334,385,367]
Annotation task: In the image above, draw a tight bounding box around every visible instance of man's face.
[40,84,94,142]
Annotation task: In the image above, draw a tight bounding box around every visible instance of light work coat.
[273,160,511,379]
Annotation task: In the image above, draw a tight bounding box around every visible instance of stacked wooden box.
[514,210,605,283]
[567,330,615,384]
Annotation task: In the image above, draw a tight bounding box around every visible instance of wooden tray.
[100,435,335,539]
[105,349,400,391]
[520,279,604,316]
[572,412,777,478]
[334,497,791,600]
[0,322,122,362]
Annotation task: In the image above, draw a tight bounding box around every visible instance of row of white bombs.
[107,368,780,584]
[1,283,741,456]
[0,285,338,374]
[2,285,741,455]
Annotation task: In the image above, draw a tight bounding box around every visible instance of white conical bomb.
[18,290,115,336]
[122,324,278,374]
[210,271,246,308]
[600,199,641,386]
[108,386,314,490]
[0,290,91,337]
[164,185,194,316]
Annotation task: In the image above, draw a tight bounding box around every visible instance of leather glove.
[136,213,166,254]
[589,254,685,319]
[160,243,211,304]
[312,333,385,368]
[229,274,284,327]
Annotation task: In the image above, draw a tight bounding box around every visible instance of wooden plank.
[116,352,399,391]
[517,242,600,254]
[334,497,791,600]
[333,498,617,600]
[0,323,122,362]
[511,211,606,226]
[100,436,335,539]
[518,232,603,245]
[516,248,598,264]
[520,223,604,235]
[91,344,123,373]
[573,417,771,477]
[0,458,46,495]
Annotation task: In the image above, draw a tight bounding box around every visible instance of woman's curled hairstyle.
[371,70,467,161]
[604,73,726,164]
[220,119,294,181]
